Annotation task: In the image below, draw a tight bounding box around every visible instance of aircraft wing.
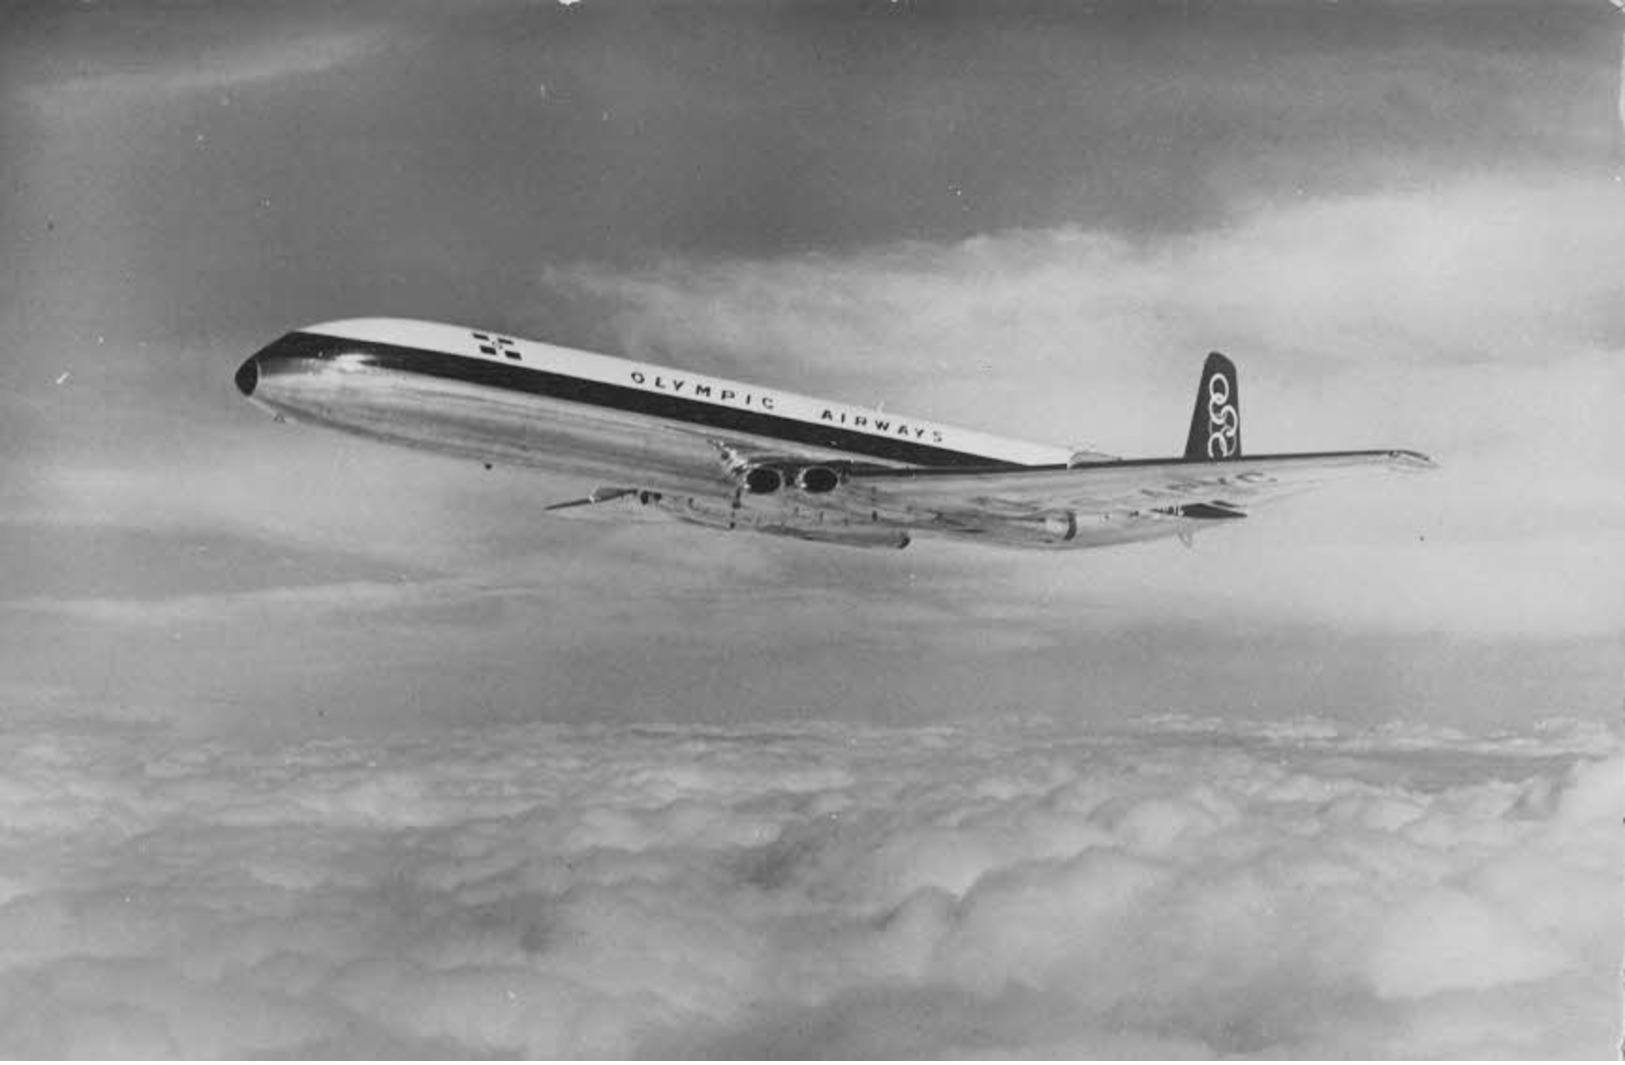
[842,449,1434,519]
[537,350,1433,548]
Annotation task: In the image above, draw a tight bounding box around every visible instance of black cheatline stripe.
[260,331,1023,469]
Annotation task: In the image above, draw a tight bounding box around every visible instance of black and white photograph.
[2,0,1621,1057]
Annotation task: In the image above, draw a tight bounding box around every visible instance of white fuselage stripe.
[303,317,1073,468]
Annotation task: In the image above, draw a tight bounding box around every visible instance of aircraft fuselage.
[236,318,1430,549]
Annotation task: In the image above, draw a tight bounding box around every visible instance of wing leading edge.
[544,349,1434,550]
[835,349,1429,523]
[841,448,1435,519]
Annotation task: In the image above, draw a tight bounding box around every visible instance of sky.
[1,0,1622,1057]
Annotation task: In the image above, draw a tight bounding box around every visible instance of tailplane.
[1184,352,1241,461]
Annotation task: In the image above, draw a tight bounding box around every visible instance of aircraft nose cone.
[234,356,259,397]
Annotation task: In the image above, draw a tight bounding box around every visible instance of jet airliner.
[235,318,1431,549]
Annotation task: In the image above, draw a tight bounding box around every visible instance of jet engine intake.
[796,466,840,494]
[743,466,785,494]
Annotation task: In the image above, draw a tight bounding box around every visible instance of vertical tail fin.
[1184,352,1241,461]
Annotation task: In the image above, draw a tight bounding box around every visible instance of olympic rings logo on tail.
[1206,373,1238,458]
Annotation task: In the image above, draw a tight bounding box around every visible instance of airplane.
[234,318,1432,550]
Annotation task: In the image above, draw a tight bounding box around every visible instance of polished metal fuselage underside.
[257,354,759,496]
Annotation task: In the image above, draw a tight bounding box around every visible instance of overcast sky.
[3,0,1622,734]
[1,2,1622,1055]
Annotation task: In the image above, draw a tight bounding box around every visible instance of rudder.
[1183,351,1241,461]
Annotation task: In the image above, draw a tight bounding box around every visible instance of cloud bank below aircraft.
[0,712,1612,1057]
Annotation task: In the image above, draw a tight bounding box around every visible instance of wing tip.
[1388,449,1437,471]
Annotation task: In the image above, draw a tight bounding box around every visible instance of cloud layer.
[22,26,391,110]
[1,713,1615,1057]
[546,174,1624,454]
